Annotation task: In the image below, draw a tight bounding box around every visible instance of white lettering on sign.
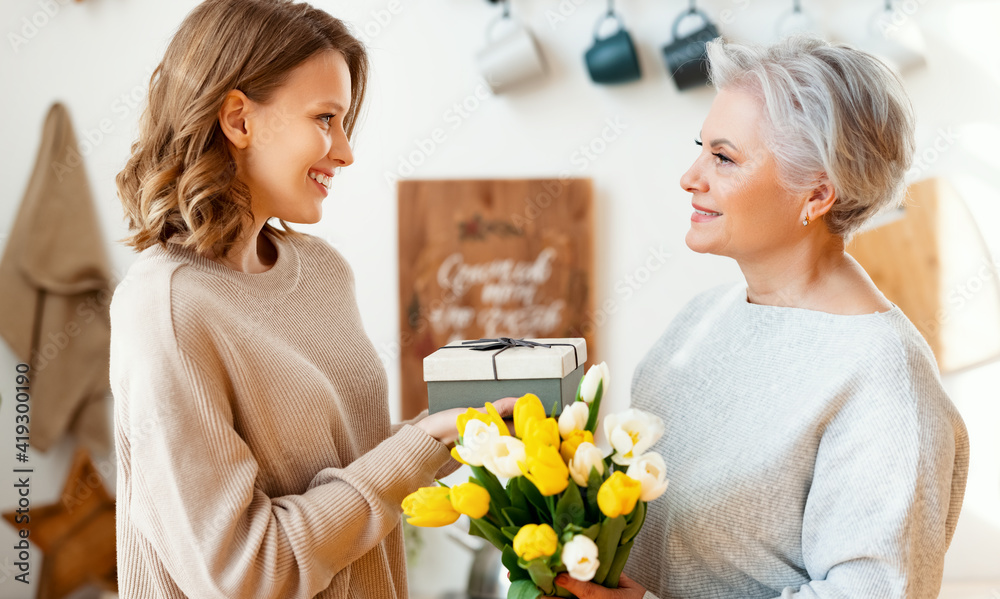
[432,248,563,337]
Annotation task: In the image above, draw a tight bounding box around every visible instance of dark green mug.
[585,12,641,85]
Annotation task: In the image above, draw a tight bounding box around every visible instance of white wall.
[1,1,998,597]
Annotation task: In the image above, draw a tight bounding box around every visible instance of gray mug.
[661,8,719,91]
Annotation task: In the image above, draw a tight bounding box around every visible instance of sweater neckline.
[733,284,901,322]
[162,228,301,297]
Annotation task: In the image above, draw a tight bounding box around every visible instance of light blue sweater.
[625,282,969,599]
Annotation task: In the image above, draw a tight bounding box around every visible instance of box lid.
[423,338,588,382]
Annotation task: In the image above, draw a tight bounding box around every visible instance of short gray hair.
[705,35,916,240]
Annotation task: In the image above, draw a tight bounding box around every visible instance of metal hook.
[607,0,615,17]
[502,0,510,19]
[793,0,802,13]
[689,0,697,14]
[884,0,892,11]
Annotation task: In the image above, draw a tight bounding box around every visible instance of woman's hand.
[414,396,518,445]
[544,573,647,599]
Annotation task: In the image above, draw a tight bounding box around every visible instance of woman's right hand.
[414,396,518,445]
[544,573,648,599]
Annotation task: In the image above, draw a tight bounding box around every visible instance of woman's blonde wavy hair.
[116,0,369,258]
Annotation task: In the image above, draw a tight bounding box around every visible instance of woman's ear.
[218,90,252,150]
[805,175,836,221]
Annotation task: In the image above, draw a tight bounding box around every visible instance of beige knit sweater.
[109,229,451,599]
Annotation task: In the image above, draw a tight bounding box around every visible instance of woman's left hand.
[414,396,517,446]
[543,573,647,599]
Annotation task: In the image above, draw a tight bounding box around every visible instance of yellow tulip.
[524,417,560,451]
[514,393,547,439]
[485,402,511,436]
[402,486,460,527]
[519,441,569,496]
[456,402,510,439]
[450,482,491,519]
[450,446,469,466]
[512,523,558,561]
[597,471,642,518]
[559,429,594,463]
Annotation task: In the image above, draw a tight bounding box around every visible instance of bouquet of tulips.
[402,363,668,599]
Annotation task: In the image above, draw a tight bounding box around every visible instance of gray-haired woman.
[550,36,969,599]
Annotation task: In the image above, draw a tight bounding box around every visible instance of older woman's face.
[680,87,804,259]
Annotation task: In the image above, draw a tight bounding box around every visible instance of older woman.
[552,36,969,599]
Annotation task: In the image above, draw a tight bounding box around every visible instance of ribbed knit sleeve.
[773,359,961,598]
[111,232,452,599]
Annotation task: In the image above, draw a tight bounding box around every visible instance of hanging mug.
[661,8,720,91]
[476,14,547,94]
[864,2,927,74]
[774,6,822,40]
[585,12,641,85]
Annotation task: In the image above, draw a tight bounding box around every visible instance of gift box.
[423,337,588,415]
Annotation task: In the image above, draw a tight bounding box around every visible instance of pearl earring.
[802,216,810,226]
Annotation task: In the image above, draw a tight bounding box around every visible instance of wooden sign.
[397,178,596,419]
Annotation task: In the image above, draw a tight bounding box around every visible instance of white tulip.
[578,361,610,405]
[625,453,669,502]
[455,420,500,467]
[558,402,590,437]
[482,435,527,479]
[568,441,605,487]
[603,408,664,466]
[561,534,600,581]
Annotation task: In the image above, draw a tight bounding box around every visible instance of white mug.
[476,15,547,94]
[774,6,823,41]
[864,2,928,74]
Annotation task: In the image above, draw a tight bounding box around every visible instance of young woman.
[110,2,511,597]
[552,36,969,599]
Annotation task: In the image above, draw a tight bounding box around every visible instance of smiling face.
[680,87,807,260]
[235,49,355,225]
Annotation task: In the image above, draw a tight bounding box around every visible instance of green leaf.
[526,560,556,595]
[503,506,533,528]
[502,545,531,582]
[549,397,560,418]
[574,374,585,402]
[554,481,585,532]
[621,501,646,545]
[552,584,573,598]
[585,467,603,521]
[581,522,601,541]
[603,539,635,588]
[508,579,543,599]
[593,516,626,585]
[507,476,529,510]
[471,465,512,512]
[584,379,603,433]
[518,477,552,525]
[468,518,488,542]
[501,525,521,542]
[473,517,510,551]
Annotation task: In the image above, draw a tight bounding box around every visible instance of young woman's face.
[679,87,804,260]
[240,50,354,225]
